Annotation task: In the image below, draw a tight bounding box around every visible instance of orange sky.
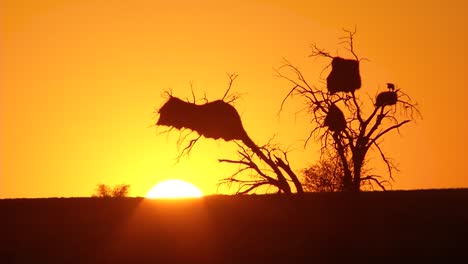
[2,0,468,198]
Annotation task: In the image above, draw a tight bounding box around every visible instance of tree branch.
[371,141,397,182]
[360,175,388,191]
[340,27,360,61]
[351,91,363,123]
[367,120,411,148]
[236,181,272,195]
[365,106,385,141]
[275,155,303,194]
[221,72,239,101]
[218,156,278,185]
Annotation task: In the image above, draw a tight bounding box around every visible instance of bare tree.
[217,139,303,194]
[277,29,421,192]
[156,73,303,195]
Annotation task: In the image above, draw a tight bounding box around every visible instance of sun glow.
[146,179,203,199]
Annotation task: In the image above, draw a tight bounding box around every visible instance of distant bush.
[92,183,130,198]
[303,156,344,192]
[111,184,131,198]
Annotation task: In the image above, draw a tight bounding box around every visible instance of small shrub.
[92,183,130,198]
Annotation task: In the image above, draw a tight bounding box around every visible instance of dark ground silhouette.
[1,189,467,263]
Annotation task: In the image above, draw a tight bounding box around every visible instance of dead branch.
[372,141,398,182]
[218,154,278,184]
[360,175,389,191]
[339,27,360,61]
[190,81,196,103]
[309,43,333,58]
[221,72,239,101]
[368,120,411,148]
[351,91,364,123]
[175,134,201,162]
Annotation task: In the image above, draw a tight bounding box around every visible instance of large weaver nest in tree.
[376,91,398,107]
[324,103,346,133]
[157,96,248,141]
[327,57,361,94]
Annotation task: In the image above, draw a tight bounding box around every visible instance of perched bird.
[387,83,395,91]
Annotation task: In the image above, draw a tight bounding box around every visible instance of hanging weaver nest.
[375,91,398,107]
[324,103,346,133]
[327,57,361,94]
[157,96,248,142]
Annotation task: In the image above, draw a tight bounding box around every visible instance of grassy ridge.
[1,189,467,263]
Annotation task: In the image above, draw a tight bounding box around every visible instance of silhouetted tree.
[303,151,390,192]
[156,74,303,195]
[217,139,302,194]
[93,184,111,198]
[303,154,345,192]
[111,184,131,198]
[155,29,419,194]
[277,29,421,192]
[92,183,130,198]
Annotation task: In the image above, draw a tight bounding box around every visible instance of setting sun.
[146,179,203,199]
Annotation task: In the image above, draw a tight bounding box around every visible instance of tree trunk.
[275,157,304,194]
[352,164,362,192]
[333,133,352,191]
[352,148,367,192]
[242,136,292,194]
